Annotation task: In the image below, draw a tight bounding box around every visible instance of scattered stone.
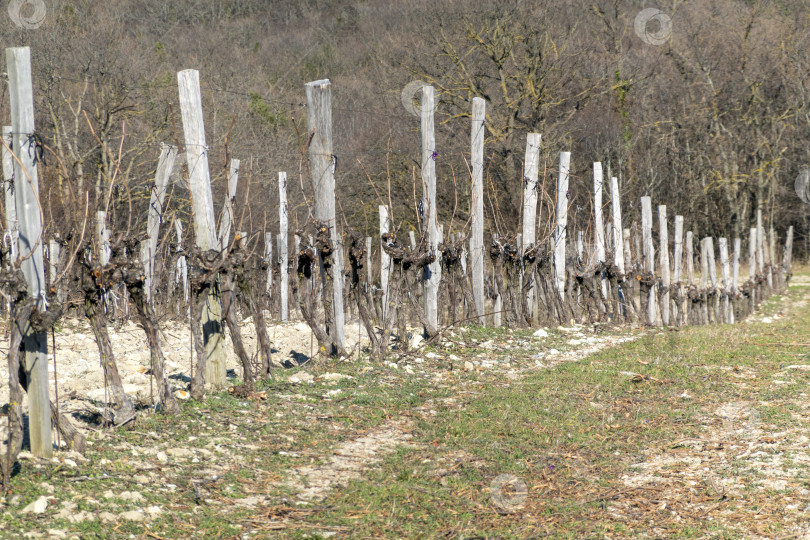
[175,390,190,400]
[46,530,67,539]
[63,459,77,468]
[388,362,398,369]
[464,361,475,372]
[119,491,145,502]
[320,373,353,382]
[22,496,48,514]
[289,372,315,384]
[167,448,194,458]
[547,348,560,355]
[425,352,439,359]
[146,506,162,516]
[99,512,117,523]
[533,328,549,338]
[133,475,149,484]
[409,334,424,349]
[156,451,168,464]
[119,510,145,522]
[785,365,810,371]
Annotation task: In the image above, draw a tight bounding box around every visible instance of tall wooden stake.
[217,158,240,248]
[553,152,571,299]
[379,204,392,322]
[305,79,345,351]
[470,97,485,325]
[594,163,607,299]
[278,172,289,321]
[658,205,670,325]
[420,85,440,335]
[641,197,656,324]
[7,47,51,456]
[177,68,227,385]
[142,143,176,304]
[521,133,541,323]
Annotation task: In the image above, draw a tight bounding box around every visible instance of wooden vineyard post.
[142,143,176,304]
[699,238,710,324]
[553,152,571,299]
[594,163,607,301]
[610,177,626,319]
[732,238,741,323]
[175,221,189,304]
[470,97,485,325]
[641,197,656,325]
[7,47,51,456]
[177,68,227,386]
[685,231,694,325]
[521,133,541,324]
[265,233,273,295]
[420,85,440,335]
[305,79,346,352]
[719,238,731,323]
[278,172,289,322]
[217,158,240,249]
[673,216,684,326]
[379,205,392,322]
[658,206,670,325]
[785,226,794,275]
[756,210,766,285]
[706,237,718,323]
[2,125,18,261]
[768,225,776,289]
[749,227,757,310]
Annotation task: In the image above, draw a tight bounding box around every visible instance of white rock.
[175,390,190,400]
[63,459,77,468]
[46,529,67,538]
[533,328,549,338]
[388,362,399,369]
[409,334,424,348]
[547,348,560,355]
[403,365,414,374]
[22,496,48,514]
[289,372,315,384]
[464,361,474,371]
[167,448,194,458]
[156,451,168,464]
[785,365,810,371]
[99,512,117,523]
[119,510,145,522]
[146,506,162,516]
[119,491,145,502]
[320,373,353,382]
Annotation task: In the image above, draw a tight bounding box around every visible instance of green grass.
[3,278,810,538]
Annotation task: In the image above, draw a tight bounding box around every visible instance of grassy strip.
[301,283,810,538]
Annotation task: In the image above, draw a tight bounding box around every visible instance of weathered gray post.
[175,221,189,303]
[785,226,794,273]
[673,216,684,325]
[658,205,670,325]
[706,237,718,322]
[521,133,541,323]
[8,47,51,456]
[177,68,227,385]
[553,152,571,299]
[305,79,345,350]
[749,227,757,309]
[142,143,176,303]
[379,205,392,321]
[265,233,273,295]
[719,238,731,323]
[278,171,289,321]
[470,97,486,325]
[217,158,239,249]
[593,163,607,299]
[2,125,18,260]
[756,210,766,276]
[686,231,694,324]
[420,85,440,334]
[641,197,656,324]
[732,237,741,323]
[610,177,624,273]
